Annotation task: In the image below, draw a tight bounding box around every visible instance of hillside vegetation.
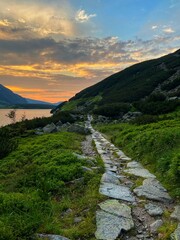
[0,130,104,240]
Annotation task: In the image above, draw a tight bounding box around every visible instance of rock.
[136,234,144,239]
[37,234,70,240]
[150,219,163,233]
[127,161,142,168]
[99,182,135,202]
[43,123,57,133]
[68,177,84,184]
[122,111,142,122]
[57,122,71,132]
[99,200,134,224]
[124,168,156,179]
[67,124,90,135]
[171,223,180,240]
[101,172,120,185]
[133,178,172,202]
[74,217,82,223]
[145,203,163,216]
[35,131,44,135]
[63,208,73,215]
[170,206,180,221]
[73,153,95,164]
[95,211,126,240]
[104,164,117,172]
[95,200,134,240]
[81,166,93,172]
[124,161,156,178]
[120,156,132,161]
[56,120,63,126]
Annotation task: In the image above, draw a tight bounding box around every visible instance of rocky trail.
[85,115,180,240]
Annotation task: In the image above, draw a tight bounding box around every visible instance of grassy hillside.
[59,49,180,115]
[96,109,180,200]
[0,131,105,240]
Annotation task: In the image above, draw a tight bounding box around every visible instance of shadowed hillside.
[59,49,180,116]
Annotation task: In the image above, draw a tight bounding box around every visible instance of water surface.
[0,109,51,127]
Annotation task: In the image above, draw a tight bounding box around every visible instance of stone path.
[85,115,180,240]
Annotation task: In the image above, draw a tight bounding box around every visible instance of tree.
[6,109,16,124]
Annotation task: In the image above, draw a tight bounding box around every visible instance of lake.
[0,109,51,127]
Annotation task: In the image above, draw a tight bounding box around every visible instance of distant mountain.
[0,84,58,109]
[59,49,180,116]
[0,84,27,106]
[26,98,55,105]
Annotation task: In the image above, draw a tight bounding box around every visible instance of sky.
[0,0,179,102]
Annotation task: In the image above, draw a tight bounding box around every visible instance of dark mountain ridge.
[60,49,180,116]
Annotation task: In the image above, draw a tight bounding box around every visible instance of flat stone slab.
[95,210,123,240]
[171,223,180,240]
[95,200,134,240]
[134,178,172,202]
[124,168,156,179]
[104,164,117,172]
[99,200,134,223]
[101,173,120,185]
[127,161,143,168]
[145,203,163,216]
[124,161,156,178]
[120,156,131,161]
[100,182,135,202]
[170,205,180,221]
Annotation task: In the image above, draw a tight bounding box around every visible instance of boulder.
[67,124,90,135]
[56,120,63,126]
[43,123,57,133]
[57,122,71,132]
[122,111,142,122]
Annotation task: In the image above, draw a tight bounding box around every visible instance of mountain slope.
[0,84,27,105]
[60,49,180,115]
[0,84,57,108]
[26,98,55,105]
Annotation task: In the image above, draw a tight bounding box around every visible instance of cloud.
[0,19,10,27]
[0,1,98,40]
[163,27,175,33]
[151,25,158,30]
[75,9,96,23]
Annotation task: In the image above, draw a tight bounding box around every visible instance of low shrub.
[0,128,18,159]
[93,103,131,117]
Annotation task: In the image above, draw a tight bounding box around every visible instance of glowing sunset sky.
[0,0,180,102]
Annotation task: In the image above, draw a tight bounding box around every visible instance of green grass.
[96,110,180,200]
[0,132,104,239]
